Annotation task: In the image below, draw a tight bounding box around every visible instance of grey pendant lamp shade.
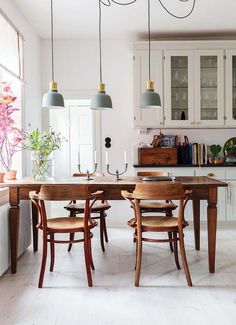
[140,0,161,108]
[42,0,64,109]
[91,0,112,110]
[91,83,112,110]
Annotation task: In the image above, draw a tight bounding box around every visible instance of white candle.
[78,151,80,164]
[105,151,108,165]
[124,151,127,164]
[94,150,97,163]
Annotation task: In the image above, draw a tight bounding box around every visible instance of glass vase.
[31,152,54,181]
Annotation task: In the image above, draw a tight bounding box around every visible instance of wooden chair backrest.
[33,184,101,201]
[132,183,187,200]
[29,185,102,229]
[122,183,191,229]
[137,171,169,177]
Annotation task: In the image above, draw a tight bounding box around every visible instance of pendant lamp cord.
[51,0,55,81]
[100,1,196,19]
[148,0,151,81]
[159,0,196,19]
[99,0,102,83]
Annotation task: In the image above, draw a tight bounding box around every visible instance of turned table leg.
[207,187,217,273]
[192,197,200,250]
[9,188,20,274]
[31,201,38,252]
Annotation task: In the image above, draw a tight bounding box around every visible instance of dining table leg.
[9,187,20,274]
[31,201,38,252]
[207,187,217,273]
[192,196,200,250]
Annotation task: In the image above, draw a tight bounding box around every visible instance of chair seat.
[139,202,176,210]
[128,216,184,229]
[47,216,96,231]
[65,202,110,212]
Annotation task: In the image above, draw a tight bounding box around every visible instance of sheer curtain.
[0,10,23,79]
[0,10,24,177]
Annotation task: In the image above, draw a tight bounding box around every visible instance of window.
[0,9,23,79]
[0,10,24,177]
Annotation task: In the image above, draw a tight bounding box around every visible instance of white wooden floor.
[0,227,236,325]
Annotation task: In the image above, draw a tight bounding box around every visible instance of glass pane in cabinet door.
[171,56,188,120]
[232,56,236,120]
[200,56,218,120]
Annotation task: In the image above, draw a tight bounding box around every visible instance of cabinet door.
[226,180,236,221]
[164,50,194,127]
[194,168,226,221]
[225,50,236,126]
[194,50,224,127]
[133,50,163,128]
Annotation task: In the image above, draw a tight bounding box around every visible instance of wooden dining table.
[0,175,228,274]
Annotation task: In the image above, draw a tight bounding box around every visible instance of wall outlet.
[139,128,148,134]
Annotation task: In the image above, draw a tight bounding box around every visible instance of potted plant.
[23,128,65,180]
[209,144,222,164]
[0,82,25,180]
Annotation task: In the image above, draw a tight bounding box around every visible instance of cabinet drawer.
[195,168,225,179]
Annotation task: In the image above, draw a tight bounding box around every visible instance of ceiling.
[12,0,236,40]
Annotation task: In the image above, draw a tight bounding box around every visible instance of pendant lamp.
[42,0,64,109]
[140,0,161,108]
[91,0,112,110]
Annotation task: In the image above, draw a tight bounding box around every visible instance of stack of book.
[177,143,208,165]
[191,143,208,165]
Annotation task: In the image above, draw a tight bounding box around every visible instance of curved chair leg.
[103,216,109,243]
[133,229,137,243]
[173,232,180,270]
[38,231,48,288]
[68,233,75,252]
[84,233,93,287]
[135,234,142,287]
[178,230,192,287]
[168,232,174,252]
[68,212,76,252]
[100,217,105,252]
[88,233,95,270]
[49,233,55,272]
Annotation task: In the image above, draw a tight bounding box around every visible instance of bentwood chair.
[29,185,103,288]
[122,182,192,287]
[137,171,177,251]
[64,173,110,252]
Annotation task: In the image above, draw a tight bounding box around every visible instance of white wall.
[42,39,236,172]
[42,39,236,226]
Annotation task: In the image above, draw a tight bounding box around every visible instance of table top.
[0,176,228,188]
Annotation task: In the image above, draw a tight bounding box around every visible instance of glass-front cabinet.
[164,50,194,127]
[194,50,224,127]
[225,50,236,126]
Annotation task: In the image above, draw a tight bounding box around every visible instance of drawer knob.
[208,173,215,177]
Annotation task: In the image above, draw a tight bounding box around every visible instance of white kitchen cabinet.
[225,49,236,126]
[164,49,224,127]
[225,170,236,221]
[164,50,195,127]
[133,50,164,128]
[133,41,236,129]
[134,166,232,221]
[194,50,225,127]
[194,167,226,221]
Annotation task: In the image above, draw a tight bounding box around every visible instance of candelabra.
[106,163,128,180]
[77,163,98,180]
